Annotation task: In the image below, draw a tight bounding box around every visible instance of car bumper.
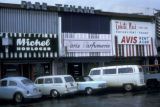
[24,93,42,99]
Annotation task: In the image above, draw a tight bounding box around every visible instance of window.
[54,78,63,83]
[44,78,53,84]
[0,80,7,87]
[64,76,74,82]
[103,69,116,74]
[9,81,17,86]
[36,79,44,84]
[90,70,101,75]
[118,68,133,74]
[139,68,143,72]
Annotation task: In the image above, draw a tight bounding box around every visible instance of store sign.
[21,1,47,10]
[0,33,58,59]
[55,4,95,14]
[21,1,95,14]
[119,36,151,44]
[111,20,155,44]
[111,20,157,57]
[16,38,51,51]
[63,33,113,56]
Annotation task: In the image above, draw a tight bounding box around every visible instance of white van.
[89,65,145,91]
[34,75,78,98]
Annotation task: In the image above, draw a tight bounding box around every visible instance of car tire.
[124,84,133,91]
[86,88,93,95]
[13,92,23,103]
[50,90,59,98]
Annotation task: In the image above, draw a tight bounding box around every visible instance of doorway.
[67,63,82,79]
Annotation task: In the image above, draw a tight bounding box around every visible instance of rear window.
[118,67,133,74]
[103,69,116,74]
[0,80,7,87]
[90,70,101,75]
[64,76,74,82]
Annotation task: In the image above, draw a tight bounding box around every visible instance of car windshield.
[83,77,93,81]
[21,79,33,85]
[64,76,74,82]
[75,76,93,82]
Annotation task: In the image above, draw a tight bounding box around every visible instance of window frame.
[103,68,117,75]
[90,70,101,75]
[0,80,8,87]
[118,67,133,74]
[36,78,44,84]
[53,77,63,83]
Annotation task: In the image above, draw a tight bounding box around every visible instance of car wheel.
[13,93,23,103]
[124,84,133,91]
[86,88,93,95]
[50,90,59,98]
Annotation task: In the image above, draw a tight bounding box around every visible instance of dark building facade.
[0,2,158,79]
[0,3,59,80]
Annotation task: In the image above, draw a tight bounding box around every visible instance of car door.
[53,77,64,94]
[43,78,54,95]
[35,78,46,95]
[0,80,9,99]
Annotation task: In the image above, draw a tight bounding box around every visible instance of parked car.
[0,77,42,103]
[34,75,78,98]
[89,65,145,91]
[75,76,107,95]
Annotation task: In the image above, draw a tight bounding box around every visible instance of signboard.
[0,33,58,59]
[111,20,157,57]
[112,20,155,44]
[63,33,113,57]
[21,1,95,14]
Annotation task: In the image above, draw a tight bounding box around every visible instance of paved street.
[0,89,160,107]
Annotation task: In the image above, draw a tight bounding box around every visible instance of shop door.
[3,64,20,77]
[68,63,82,79]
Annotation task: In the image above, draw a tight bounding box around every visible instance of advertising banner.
[111,20,157,57]
[63,33,113,57]
[0,33,58,59]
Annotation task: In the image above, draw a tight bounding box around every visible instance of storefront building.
[58,10,157,78]
[0,1,158,79]
[0,2,58,80]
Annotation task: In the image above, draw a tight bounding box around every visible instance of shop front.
[0,32,58,80]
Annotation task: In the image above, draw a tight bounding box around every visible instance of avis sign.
[120,36,151,44]
[111,20,155,45]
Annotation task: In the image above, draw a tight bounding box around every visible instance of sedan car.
[75,76,107,95]
[0,77,42,103]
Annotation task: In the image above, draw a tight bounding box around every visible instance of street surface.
[0,89,160,107]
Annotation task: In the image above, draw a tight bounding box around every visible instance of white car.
[75,76,107,95]
[89,65,145,91]
[0,77,42,103]
[34,75,78,98]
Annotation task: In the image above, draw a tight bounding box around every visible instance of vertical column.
[0,63,1,79]
[115,36,118,57]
